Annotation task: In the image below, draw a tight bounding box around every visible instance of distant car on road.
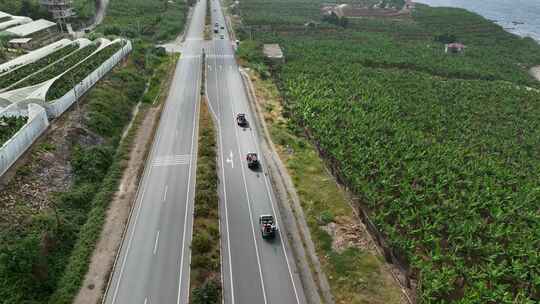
[246,153,259,169]
[214,28,218,33]
[220,34,225,39]
[259,215,277,239]
[236,113,248,127]
[220,25,225,29]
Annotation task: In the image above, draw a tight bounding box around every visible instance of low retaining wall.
[45,40,133,118]
[0,103,49,177]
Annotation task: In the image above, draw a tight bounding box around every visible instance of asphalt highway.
[103,1,206,303]
[104,0,307,302]
[206,1,307,303]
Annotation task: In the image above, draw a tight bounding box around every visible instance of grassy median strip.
[190,99,221,304]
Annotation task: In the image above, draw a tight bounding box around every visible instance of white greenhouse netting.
[0,103,49,177]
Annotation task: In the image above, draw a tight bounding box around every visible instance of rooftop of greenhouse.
[9,38,33,44]
[0,17,33,31]
[0,11,11,20]
[5,19,56,37]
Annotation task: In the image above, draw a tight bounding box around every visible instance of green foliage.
[0,0,49,19]
[192,279,221,304]
[0,116,27,146]
[239,0,540,302]
[0,0,92,20]
[434,33,457,44]
[237,40,264,63]
[97,0,188,43]
[191,101,221,300]
[141,53,172,103]
[319,210,334,225]
[12,43,99,91]
[0,45,147,304]
[236,40,270,78]
[46,41,124,100]
[192,232,212,253]
[71,145,114,183]
[0,44,79,90]
[281,43,540,303]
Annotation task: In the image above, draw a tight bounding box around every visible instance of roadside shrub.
[71,145,114,183]
[191,255,213,269]
[192,232,212,253]
[237,40,264,64]
[315,227,333,253]
[192,279,221,304]
[195,204,210,217]
[195,189,218,205]
[56,183,98,209]
[206,223,219,239]
[319,210,335,225]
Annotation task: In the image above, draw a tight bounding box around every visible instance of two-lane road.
[206,1,307,303]
[103,1,206,303]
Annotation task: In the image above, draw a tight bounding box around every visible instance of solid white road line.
[111,183,148,304]
[153,231,160,255]
[176,55,201,304]
[210,53,236,304]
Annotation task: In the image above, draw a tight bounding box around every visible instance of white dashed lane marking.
[152,154,191,167]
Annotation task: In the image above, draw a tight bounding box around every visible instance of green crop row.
[0,44,79,90]
[0,116,28,147]
[280,51,540,302]
[11,43,100,91]
[46,41,124,101]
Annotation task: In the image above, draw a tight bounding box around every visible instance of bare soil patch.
[321,216,376,254]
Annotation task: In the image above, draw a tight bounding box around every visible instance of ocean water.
[414,0,540,42]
